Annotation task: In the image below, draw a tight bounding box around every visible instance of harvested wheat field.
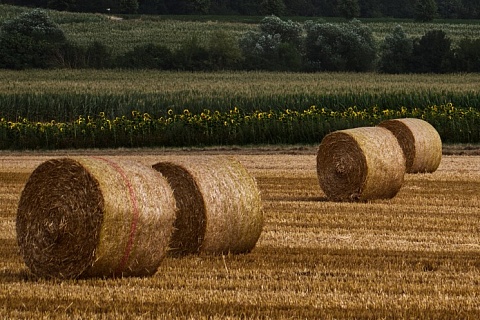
[1,146,480,319]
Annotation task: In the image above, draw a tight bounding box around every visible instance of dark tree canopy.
[2,0,480,18]
[0,9,67,69]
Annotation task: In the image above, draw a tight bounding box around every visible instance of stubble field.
[1,147,480,319]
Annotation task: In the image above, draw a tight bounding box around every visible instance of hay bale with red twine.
[152,156,263,255]
[317,127,406,202]
[378,118,442,173]
[16,157,176,279]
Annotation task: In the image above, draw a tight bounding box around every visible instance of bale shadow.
[0,267,36,283]
[268,196,329,202]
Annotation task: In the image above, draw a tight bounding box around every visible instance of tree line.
[1,10,480,73]
[2,0,480,20]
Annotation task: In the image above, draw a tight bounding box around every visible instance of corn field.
[1,70,480,121]
[1,70,480,149]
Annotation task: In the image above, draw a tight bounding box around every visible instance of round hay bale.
[378,118,442,173]
[16,157,176,279]
[316,127,406,202]
[152,156,263,255]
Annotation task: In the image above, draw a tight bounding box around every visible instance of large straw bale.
[378,118,442,173]
[316,127,406,202]
[152,156,263,255]
[16,157,176,279]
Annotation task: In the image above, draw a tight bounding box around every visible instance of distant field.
[42,16,480,54]
[2,69,480,147]
[2,4,480,54]
[1,69,480,120]
[0,4,256,54]
[1,149,480,318]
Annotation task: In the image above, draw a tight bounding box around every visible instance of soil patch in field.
[442,144,480,155]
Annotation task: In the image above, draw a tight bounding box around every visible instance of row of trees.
[1,10,480,73]
[3,0,480,19]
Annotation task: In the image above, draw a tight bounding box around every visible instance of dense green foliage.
[411,29,453,73]
[2,7,480,73]
[4,0,480,19]
[415,0,439,22]
[0,9,67,69]
[337,0,361,20]
[378,25,413,73]
[239,16,303,71]
[304,19,376,71]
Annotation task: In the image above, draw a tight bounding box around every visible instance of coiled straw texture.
[16,157,176,279]
[317,127,406,202]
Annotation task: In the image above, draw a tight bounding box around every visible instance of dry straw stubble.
[378,118,442,173]
[16,157,176,279]
[317,126,406,202]
[153,156,263,255]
